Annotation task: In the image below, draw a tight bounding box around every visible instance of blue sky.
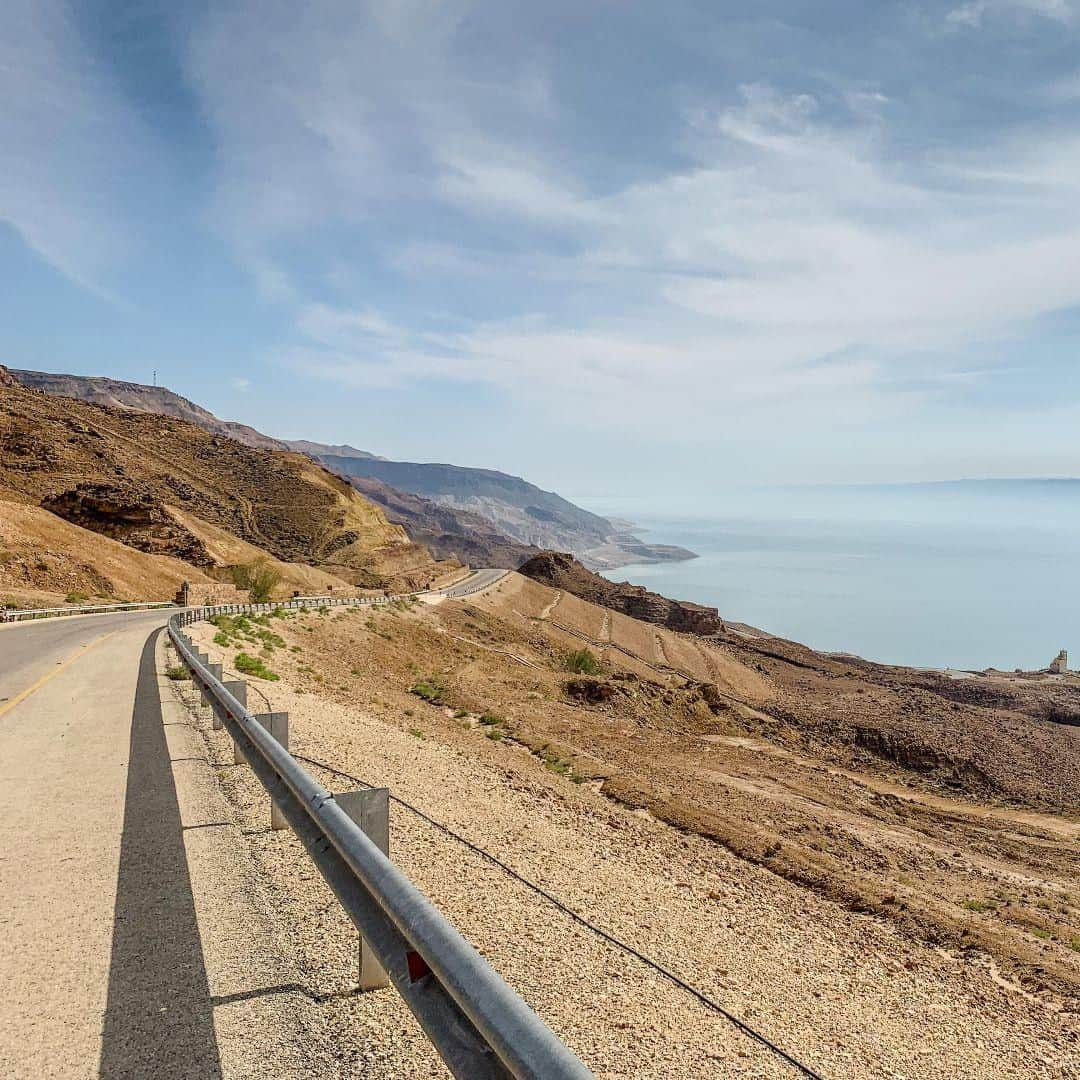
[3,1,1080,496]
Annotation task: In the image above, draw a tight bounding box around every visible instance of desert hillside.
[0,365,450,603]
[11,367,694,570]
[180,575,1078,1077]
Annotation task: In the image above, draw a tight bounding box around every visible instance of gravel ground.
[178,617,1077,1080]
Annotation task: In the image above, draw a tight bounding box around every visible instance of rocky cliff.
[518,550,724,635]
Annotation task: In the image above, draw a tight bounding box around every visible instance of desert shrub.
[230,559,282,603]
[484,727,505,741]
[234,652,279,681]
[563,648,602,676]
[65,591,89,605]
[411,678,445,704]
[213,631,230,647]
[478,712,502,726]
[962,898,996,913]
[165,665,189,681]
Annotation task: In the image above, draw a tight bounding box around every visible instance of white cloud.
[946,0,1073,28]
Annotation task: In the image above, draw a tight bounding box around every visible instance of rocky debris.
[564,676,615,703]
[42,482,213,565]
[852,726,993,791]
[519,550,724,636]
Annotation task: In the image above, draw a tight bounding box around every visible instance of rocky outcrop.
[42,483,213,565]
[0,374,450,590]
[519,550,724,636]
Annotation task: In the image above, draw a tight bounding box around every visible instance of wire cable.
[294,751,827,1080]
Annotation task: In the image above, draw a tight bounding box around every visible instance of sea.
[576,481,1079,671]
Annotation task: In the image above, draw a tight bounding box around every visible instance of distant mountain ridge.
[320,455,696,567]
[9,367,695,569]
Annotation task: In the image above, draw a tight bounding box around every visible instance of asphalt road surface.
[0,609,175,1078]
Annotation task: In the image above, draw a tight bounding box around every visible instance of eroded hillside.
[0,366,449,602]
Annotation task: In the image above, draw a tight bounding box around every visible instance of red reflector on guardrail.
[406,950,431,982]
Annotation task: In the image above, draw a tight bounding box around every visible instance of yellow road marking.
[0,632,117,720]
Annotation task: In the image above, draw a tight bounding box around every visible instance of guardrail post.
[336,788,392,991]
[221,679,246,736]
[201,662,223,708]
[248,713,290,829]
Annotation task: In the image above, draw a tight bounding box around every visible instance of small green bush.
[410,678,445,704]
[164,665,189,681]
[230,559,282,603]
[213,631,230,647]
[478,712,502,726]
[234,652,279,681]
[484,727,505,741]
[409,727,427,740]
[65,591,89,605]
[563,648,602,676]
[962,899,996,913]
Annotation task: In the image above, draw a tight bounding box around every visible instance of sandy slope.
[0,499,212,605]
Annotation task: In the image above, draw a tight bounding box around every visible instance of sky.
[3,1,1080,498]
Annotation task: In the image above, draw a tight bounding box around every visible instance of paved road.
[0,608,178,1078]
[439,568,508,598]
[0,575,510,1076]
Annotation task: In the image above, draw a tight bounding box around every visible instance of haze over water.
[581,481,1079,671]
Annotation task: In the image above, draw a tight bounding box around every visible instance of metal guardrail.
[168,594,593,1080]
[1,600,175,623]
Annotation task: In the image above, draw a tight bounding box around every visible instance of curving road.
[0,570,509,1077]
[439,567,508,598]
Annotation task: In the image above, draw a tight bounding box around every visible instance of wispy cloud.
[946,0,1074,28]
[256,63,1080,436]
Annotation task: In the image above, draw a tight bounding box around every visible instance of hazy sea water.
[577,483,1079,671]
